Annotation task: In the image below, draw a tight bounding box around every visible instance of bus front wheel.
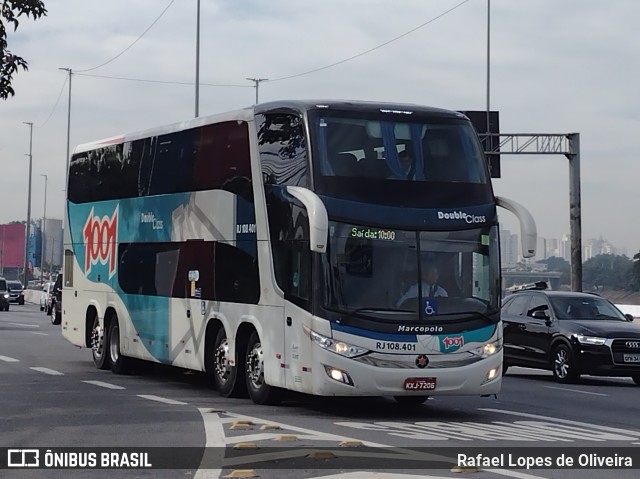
[245,331,282,405]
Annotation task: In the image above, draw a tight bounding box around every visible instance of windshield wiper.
[336,306,413,324]
[430,310,499,324]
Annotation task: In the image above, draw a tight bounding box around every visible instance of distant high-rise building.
[500,229,519,266]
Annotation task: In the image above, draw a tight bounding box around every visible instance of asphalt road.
[1,303,639,479]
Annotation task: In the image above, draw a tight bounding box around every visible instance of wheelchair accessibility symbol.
[423,299,437,315]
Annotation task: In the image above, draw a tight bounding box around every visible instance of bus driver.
[396,263,448,308]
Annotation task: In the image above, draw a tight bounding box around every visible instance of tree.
[536,256,570,286]
[1,0,47,100]
[582,254,633,291]
[632,252,640,292]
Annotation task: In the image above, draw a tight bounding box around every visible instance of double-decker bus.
[61,100,536,405]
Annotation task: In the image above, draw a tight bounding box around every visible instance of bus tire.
[394,396,429,405]
[213,328,246,398]
[51,302,61,325]
[108,316,133,375]
[91,312,109,370]
[245,331,282,405]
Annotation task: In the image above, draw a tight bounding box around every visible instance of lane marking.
[544,385,608,396]
[194,409,226,479]
[83,380,125,390]
[31,332,48,336]
[30,367,64,376]
[137,394,188,405]
[479,408,640,439]
[0,355,20,362]
[9,322,40,328]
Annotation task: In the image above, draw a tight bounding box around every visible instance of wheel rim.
[91,318,105,361]
[215,337,232,385]
[109,323,120,364]
[246,341,265,390]
[554,349,570,378]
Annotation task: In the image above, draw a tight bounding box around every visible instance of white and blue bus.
[61,100,536,405]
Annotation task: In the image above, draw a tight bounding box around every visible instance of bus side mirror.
[496,196,537,258]
[285,186,328,254]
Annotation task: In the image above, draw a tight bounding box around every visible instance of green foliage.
[632,252,640,292]
[582,254,633,291]
[1,0,47,99]
[536,256,571,285]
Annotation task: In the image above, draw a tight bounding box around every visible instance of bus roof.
[72,100,468,155]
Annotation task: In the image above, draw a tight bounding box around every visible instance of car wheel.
[46,304,52,316]
[245,331,282,405]
[91,312,110,370]
[632,375,640,386]
[108,316,133,374]
[51,302,61,325]
[212,328,246,398]
[552,344,579,383]
[40,304,44,311]
[394,396,429,405]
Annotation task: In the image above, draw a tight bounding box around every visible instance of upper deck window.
[312,114,488,184]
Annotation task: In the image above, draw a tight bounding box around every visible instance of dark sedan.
[501,286,640,385]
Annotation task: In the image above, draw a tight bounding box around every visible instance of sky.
[1,0,638,257]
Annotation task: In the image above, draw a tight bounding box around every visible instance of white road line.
[544,385,608,396]
[194,409,226,479]
[9,322,39,328]
[0,355,20,362]
[30,367,64,376]
[137,394,188,405]
[31,332,48,336]
[83,380,125,390]
[479,408,640,438]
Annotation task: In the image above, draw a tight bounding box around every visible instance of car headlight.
[303,326,369,358]
[470,338,502,358]
[3,294,8,299]
[574,334,606,346]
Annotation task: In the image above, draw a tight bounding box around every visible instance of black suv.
[0,277,9,311]
[502,283,640,385]
[7,280,25,305]
[51,273,63,325]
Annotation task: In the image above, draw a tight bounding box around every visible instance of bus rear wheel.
[245,331,282,405]
[91,313,109,370]
[213,328,245,398]
[108,316,133,374]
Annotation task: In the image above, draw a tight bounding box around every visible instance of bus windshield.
[310,112,488,184]
[321,222,500,321]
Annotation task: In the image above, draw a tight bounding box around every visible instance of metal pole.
[40,174,47,285]
[23,122,34,285]
[59,68,72,191]
[567,133,582,291]
[246,78,268,104]
[195,0,200,117]
[486,0,491,149]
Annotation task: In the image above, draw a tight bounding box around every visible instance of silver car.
[40,282,53,312]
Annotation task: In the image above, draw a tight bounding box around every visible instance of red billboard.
[0,224,26,269]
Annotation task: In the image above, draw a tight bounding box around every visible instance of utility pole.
[246,78,268,104]
[59,67,72,191]
[40,174,48,284]
[23,121,34,285]
[195,0,200,117]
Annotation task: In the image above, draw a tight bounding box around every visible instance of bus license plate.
[404,377,436,391]
[623,354,640,363]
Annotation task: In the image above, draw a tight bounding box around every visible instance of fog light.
[323,365,354,386]
[486,368,498,381]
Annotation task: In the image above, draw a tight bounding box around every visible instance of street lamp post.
[40,174,48,284]
[23,121,34,285]
[195,0,200,118]
[59,67,72,191]
[246,78,268,104]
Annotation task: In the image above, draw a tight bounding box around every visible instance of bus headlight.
[470,338,502,358]
[303,326,369,358]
